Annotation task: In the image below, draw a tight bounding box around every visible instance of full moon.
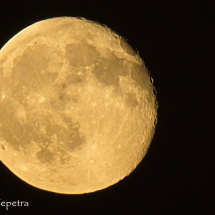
[0,17,157,194]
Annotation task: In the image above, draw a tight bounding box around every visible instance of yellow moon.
[0,17,157,194]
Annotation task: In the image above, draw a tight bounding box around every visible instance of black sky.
[0,0,214,214]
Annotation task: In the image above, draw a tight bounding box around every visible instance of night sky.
[0,1,214,214]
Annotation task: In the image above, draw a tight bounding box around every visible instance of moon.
[0,17,157,194]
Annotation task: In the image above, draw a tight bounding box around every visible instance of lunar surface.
[0,17,157,194]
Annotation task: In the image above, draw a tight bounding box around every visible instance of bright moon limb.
[0,17,157,194]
